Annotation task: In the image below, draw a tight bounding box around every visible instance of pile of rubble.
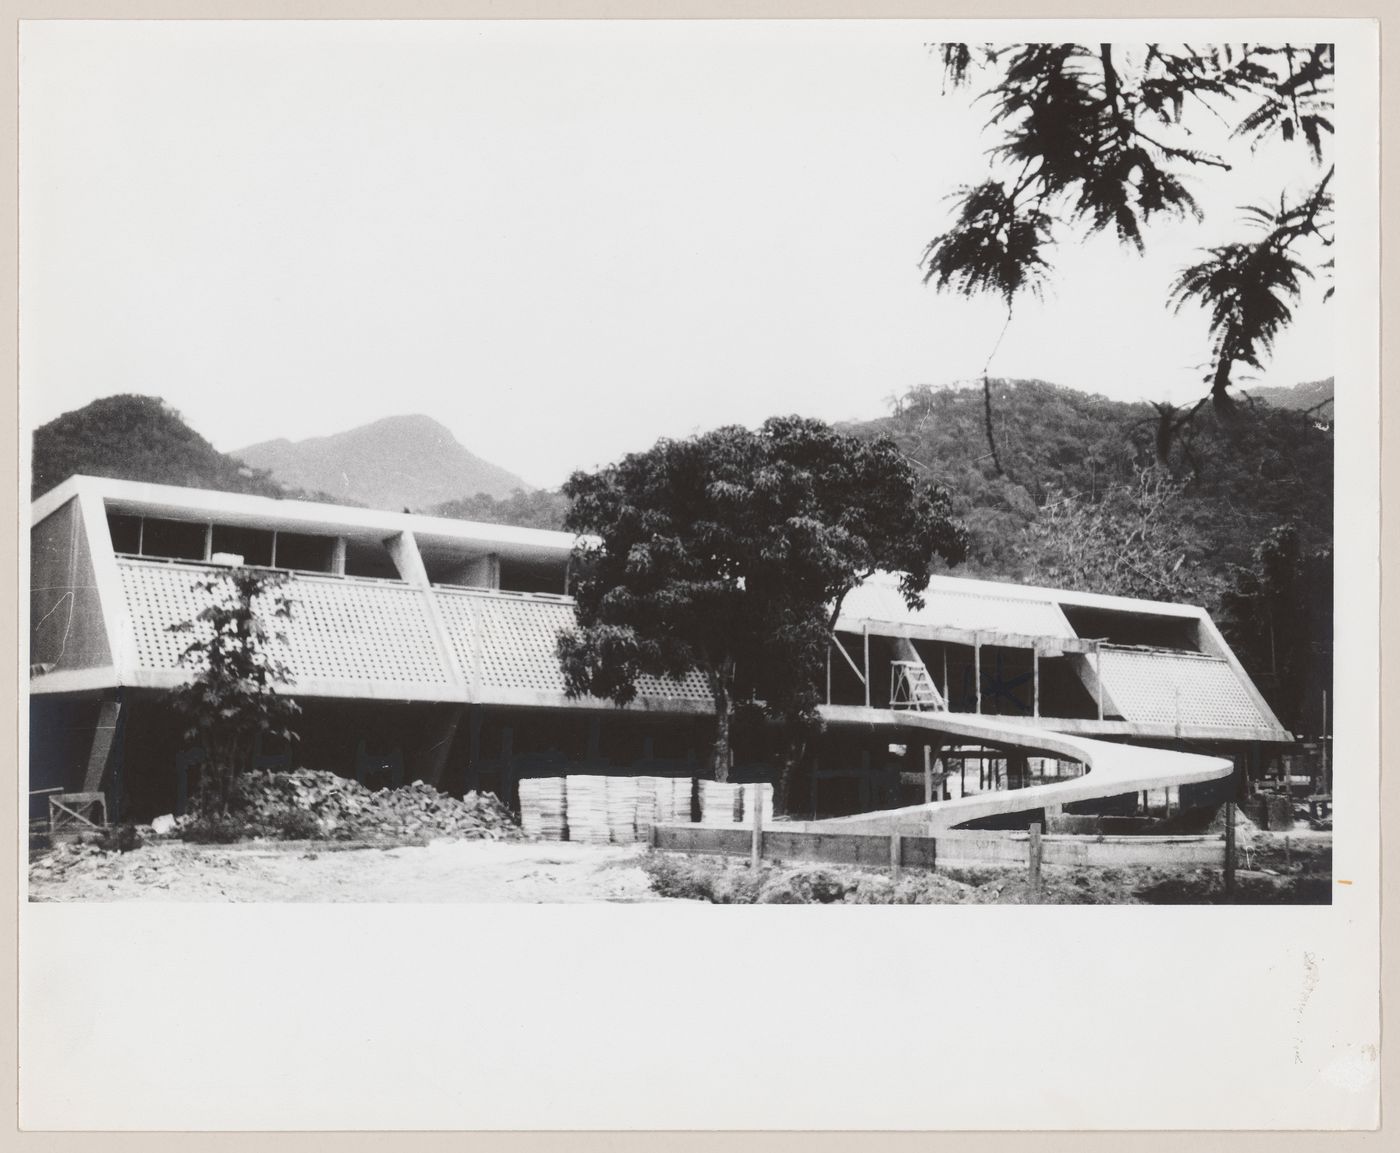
[214,768,523,842]
[28,840,110,883]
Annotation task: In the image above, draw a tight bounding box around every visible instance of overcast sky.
[20,21,1334,489]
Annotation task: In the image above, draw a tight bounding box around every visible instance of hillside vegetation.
[31,395,286,502]
[843,377,1333,587]
[432,488,571,531]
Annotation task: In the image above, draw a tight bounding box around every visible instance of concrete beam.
[82,693,125,795]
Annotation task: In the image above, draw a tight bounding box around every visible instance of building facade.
[29,476,1290,823]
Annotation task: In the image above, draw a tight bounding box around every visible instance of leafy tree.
[168,568,301,816]
[557,416,967,808]
[923,43,1334,466]
[1218,524,1333,734]
[1018,467,1220,604]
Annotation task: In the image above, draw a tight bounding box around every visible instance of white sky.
[20,21,1335,489]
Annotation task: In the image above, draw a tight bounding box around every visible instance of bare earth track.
[28,830,1329,904]
[28,840,670,903]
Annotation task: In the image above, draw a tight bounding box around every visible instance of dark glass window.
[211,525,274,567]
[274,532,335,573]
[141,518,207,561]
[344,539,399,580]
[107,513,141,554]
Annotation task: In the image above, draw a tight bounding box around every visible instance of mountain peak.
[236,416,529,512]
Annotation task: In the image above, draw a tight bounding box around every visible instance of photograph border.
[2,0,1391,1145]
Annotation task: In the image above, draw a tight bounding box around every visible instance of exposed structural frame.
[827,572,1290,744]
[29,475,1292,828]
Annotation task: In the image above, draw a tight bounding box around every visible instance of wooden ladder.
[890,659,946,712]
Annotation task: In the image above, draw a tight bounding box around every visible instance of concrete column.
[384,531,430,586]
[82,692,125,796]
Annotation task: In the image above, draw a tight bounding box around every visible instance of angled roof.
[33,474,583,566]
[837,574,1078,640]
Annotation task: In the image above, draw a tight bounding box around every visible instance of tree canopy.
[1218,524,1332,734]
[1017,468,1220,606]
[168,568,301,816]
[923,43,1334,466]
[557,416,967,799]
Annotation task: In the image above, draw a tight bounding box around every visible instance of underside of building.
[29,476,1291,826]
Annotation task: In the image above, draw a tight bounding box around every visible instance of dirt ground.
[28,829,1331,905]
[643,830,1332,905]
[28,838,672,903]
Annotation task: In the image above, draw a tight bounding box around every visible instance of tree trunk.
[774,732,808,817]
[710,687,733,782]
[1211,351,1238,412]
[982,375,1005,476]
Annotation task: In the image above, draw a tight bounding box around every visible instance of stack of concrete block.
[650,776,693,826]
[698,780,743,826]
[605,775,640,843]
[518,776,567,841]
[564,775,611,844]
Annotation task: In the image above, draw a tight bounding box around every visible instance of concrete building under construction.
[29,475,1291,824]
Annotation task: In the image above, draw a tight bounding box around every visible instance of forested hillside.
[842,378,1333,587]
[31,395,286,501]
[432,488,571,530]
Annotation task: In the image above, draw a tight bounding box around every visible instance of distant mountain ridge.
[235,414,530,511]
[1247,376,1334,413]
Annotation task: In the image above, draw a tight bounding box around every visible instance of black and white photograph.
[16,14,1382,1132]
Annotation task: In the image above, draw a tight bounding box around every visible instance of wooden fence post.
[1224,802,1237,897]
[890,831,902,879]
[1028,822,1042,902]
[750,785,764,869]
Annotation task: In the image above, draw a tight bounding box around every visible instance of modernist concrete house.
[29,475,1290,823]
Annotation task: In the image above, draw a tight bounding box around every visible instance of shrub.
[97,824,144,853]
[179,814,246,844]
[270,808,322,841]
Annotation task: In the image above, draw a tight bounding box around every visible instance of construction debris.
[183,768,523,842]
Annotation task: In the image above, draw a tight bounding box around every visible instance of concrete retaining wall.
[652,822,1224,870]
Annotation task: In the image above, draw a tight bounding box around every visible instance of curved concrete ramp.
[811,705,1233,834]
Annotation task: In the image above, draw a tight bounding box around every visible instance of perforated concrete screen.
[1096,647,1269,729]
[435,588,712,703]
[838,576,1077,639]
[118,560,455,688]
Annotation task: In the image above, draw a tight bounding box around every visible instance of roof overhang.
[33,475,585,566]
